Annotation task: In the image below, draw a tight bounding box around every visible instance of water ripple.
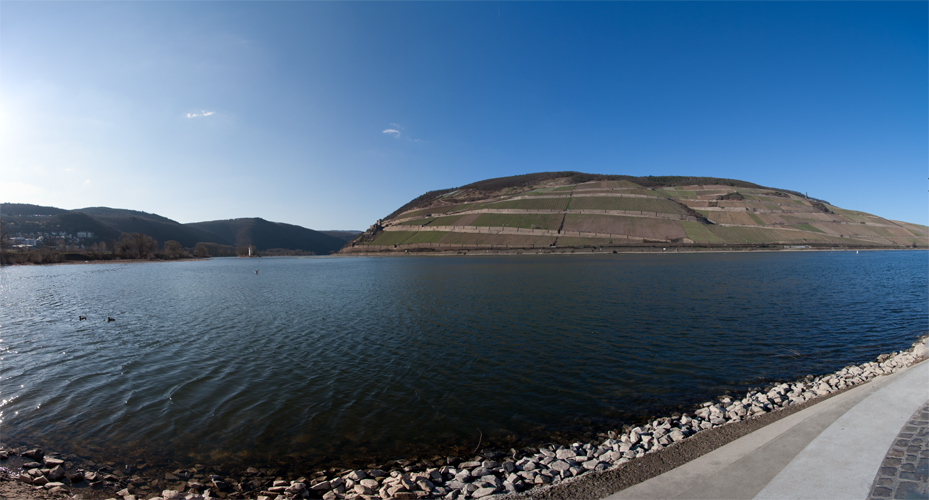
[0,252,926,470]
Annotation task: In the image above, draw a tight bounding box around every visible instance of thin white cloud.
[382,122,426,143]
[83,180,91,187]
[186,110,215,119]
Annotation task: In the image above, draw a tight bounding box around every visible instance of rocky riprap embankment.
[3,337,926,500]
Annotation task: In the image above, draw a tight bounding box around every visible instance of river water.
[1,251,925,472]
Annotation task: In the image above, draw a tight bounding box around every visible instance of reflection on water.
[0,251,926,470]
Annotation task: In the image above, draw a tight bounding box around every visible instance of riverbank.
[0,255,209,266]
[338,245,924,257]
[2,336,925,500]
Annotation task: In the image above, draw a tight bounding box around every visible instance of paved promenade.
[868,401,929,499]
[604,356,928,500]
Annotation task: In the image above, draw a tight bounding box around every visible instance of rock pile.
[3,337,925,500]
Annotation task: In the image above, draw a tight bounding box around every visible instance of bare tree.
[116,233,158,259]
[193,243,210,258]
[161,240,188,259]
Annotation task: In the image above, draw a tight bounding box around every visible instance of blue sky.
[2,2,926,230]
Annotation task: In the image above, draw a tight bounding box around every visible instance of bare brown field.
[574,181,614,190]
[779,213,841,224]
[706,226,790,243]
[568,196,688,214]
[716,201,755,209]
[399,202,490,219]
[452,213,481,225]
[623,188,659,196]
[680,200,713,209]
[680,221,725,243]
[428,215,465,226]
[894,221,929,237]
[756,214,784,225]
[555,237,614,246]
[562,214,687,240]
[703,211,765,226]
[396,218,434,226]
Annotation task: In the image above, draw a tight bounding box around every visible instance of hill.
[1,204,351,255]
[341,172,929,254]
[186,218,347,255]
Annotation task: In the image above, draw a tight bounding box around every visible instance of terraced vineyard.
[341,172,928,253]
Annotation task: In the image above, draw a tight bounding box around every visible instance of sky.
[1,1,926,230]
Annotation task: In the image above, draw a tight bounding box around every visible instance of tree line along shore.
[0,233,318,266]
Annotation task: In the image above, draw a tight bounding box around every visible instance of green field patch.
[402,231,449,244]
[707,226,784,243]
[484,197,570,211]
[470,213,563,230]
[792,223,825,233]
[680,221,725,243]
[623,188,660,196]
[654,189,696,199]
[446,201,494,213]
[367,231,418,246]
[747,213,765,225]
[552,185,576,191]
[569,196,687,214]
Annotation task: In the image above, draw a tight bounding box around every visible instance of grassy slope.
[346,173,928,251]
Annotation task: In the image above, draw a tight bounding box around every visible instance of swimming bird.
[107,317,115,323]
[79,316,87,321]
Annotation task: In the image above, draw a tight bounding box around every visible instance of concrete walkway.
[603,359,929,500]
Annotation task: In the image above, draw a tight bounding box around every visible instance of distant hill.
[1,203,68,217]
[342,172,929,253]
[1,203,351,255]
[186,218,347,255]
[320,230,363,243]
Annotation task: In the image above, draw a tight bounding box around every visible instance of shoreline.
[1,336,926,500]
[0,257,210,267]
[336,246,925,257]
[2,247,922,266]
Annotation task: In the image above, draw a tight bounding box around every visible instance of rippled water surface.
[1,251,926,470]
